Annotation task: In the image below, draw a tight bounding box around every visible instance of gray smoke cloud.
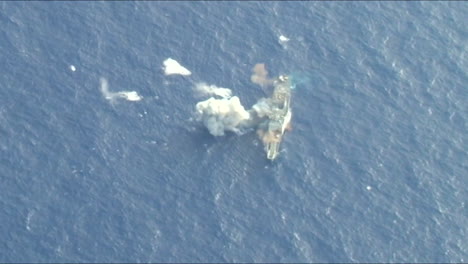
[251,98,274,118]
[194,81,273,137]
[194,64,281,137]
[195,95,251,136]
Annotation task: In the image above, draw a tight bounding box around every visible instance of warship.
[258,75,293,160]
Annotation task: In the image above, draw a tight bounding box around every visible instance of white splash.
[278,34,290,49]
[100,77,142,102]
[70,65,76,72]
[279,35,290,42]
[163,58,191,76]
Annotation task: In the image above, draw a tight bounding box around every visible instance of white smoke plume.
[194,64,281,137]
[251,98,274,118]
[194,83,232,99]
[194,83,274,137]
[195,96,250,136]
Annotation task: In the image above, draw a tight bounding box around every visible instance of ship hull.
[263,75,292,160]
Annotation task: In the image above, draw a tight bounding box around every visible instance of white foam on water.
[116,91,142,101]
[279,35,290,42]
[100,77,142,102]
[277,34,290,49]
[163,58,191,76]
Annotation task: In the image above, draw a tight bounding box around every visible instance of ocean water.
[0,1,466,263]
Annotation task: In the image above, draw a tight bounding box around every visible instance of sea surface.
[0,1,466,263]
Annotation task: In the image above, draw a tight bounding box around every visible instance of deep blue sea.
[0,1,466,263]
